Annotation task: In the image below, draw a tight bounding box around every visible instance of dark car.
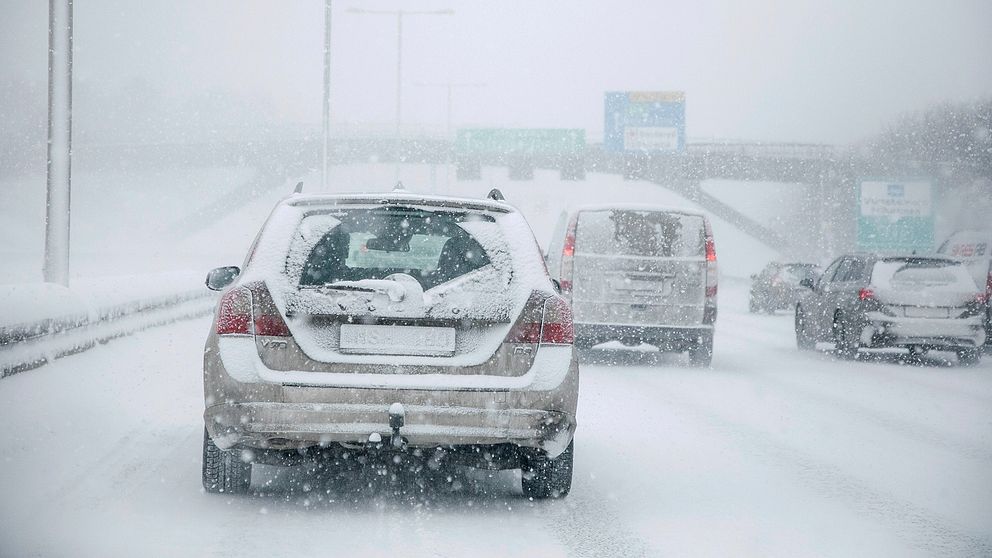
[749,262,821,313]
[794,254,986,365]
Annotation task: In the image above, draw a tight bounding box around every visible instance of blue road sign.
[605,91,686,153]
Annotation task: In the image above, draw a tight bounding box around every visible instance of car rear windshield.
[576,209,705,257]
[292,207,496,290]
[871,258,978,293]
[779,264,820,285]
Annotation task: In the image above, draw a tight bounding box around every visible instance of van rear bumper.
[574,322,712,350]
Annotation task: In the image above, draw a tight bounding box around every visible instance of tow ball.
[388,402,408,450]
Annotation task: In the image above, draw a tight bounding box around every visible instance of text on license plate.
[339,324,456,356]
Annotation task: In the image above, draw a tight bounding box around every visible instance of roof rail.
[487,188,505,201]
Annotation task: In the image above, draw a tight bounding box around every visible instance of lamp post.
[44,0,73,286]
[346,7,454,181]
[321,0,333,191]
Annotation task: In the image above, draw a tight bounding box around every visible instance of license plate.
[612,278,673,296]
[339,324,456,356]
[903,306,948,318]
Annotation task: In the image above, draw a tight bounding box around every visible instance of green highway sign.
[856,179,934,253]
[455,128,586,155]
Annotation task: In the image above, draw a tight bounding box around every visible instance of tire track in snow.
[617,371,992,557]
[738,365,992,464]
[535,475,655,558]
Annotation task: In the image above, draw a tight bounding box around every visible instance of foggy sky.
[2,0,991,144]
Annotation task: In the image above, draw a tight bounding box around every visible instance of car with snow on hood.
[201,190,578,498]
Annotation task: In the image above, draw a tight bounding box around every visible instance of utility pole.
[346,7,454,182]
[321,0,333,191]
[44,0,73,286]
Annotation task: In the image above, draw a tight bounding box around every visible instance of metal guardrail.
[0,288,217,379]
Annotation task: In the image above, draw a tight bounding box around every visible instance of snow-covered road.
[2,282,990,558]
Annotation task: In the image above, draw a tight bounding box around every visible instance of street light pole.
[346,7,453,182]
[44,0,73,286]
[321,0,332,191]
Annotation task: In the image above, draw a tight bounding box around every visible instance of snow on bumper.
[205,402,575,457]
[862,312,986,348]
[204,337,578,457]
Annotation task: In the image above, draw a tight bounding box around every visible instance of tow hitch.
[366,403,408,451]
[389,402,408,450]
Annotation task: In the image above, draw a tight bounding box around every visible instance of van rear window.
[576,210,705,257]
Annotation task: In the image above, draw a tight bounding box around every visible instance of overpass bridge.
[64,130,984,258]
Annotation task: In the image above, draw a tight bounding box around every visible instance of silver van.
[936,228,992,348]
[546,205,718,365]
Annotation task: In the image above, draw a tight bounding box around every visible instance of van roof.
[571,203,707,218]
[284,192,514,214]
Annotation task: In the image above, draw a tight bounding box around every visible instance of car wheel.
[521,440,573,499]
[956,348,981,367]
[832,312,858,359]
[687,331,714,367]
[795,306,815,351]
[202,428,252,494]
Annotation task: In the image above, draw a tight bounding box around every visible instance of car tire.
[748,297,759,313]
[795,306,815,351]
[832,312,858,360]
[521,440,573,499]
[202,428,252,494]
[687,331,714,367]
[956,348,981,367]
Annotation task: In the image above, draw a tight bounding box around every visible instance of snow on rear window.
[871,259,978,292]
[576,210,704,257]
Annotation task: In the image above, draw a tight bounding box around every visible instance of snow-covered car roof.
[284,192,513,214]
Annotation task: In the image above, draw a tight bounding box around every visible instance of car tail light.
[506,292,574,345]
[976,292,990,305]
[215,283,291,337]
[858,288,875,301]
[540,296,574,345]
[559,216,578,299]
[704,219,718,299]
[216,287,252,335]
[249,283,291,337]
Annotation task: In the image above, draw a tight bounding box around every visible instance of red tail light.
[976,292,990,305]
[559,216,578,300]
[216,287,252,335]
[704,219,718,300]
[250,283,291,337]
[858,288,875,301]
[506,293,574,345]
[540,296,574,344]
[215,283,291,337]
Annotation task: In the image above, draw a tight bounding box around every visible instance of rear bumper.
[574,322,712,349]
[203,336,578,458]
[862,312,987,349]
[205,402,575,457]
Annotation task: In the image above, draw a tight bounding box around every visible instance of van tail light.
[559,216,578,300]
[976,292,990,305]
[704,219,718,299]
[216,287,252,335]
[215,282,291,337]
[505,292,574,345]
[858,288,875,301]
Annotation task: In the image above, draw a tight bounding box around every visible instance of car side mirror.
[551,278,562,294]
[799,278,814,289]
[206,266,240,291]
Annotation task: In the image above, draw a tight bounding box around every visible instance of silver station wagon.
[202,191,578,498]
